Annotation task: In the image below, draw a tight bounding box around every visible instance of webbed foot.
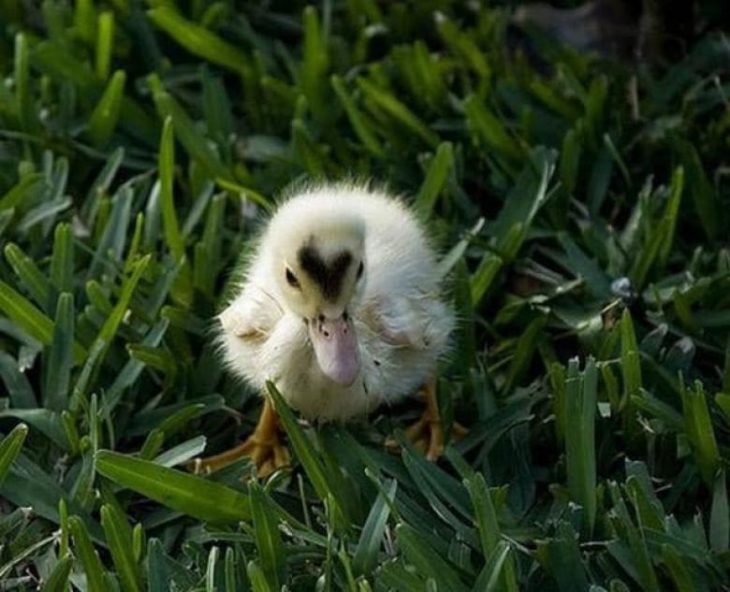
[189,397,290,478]
[388,378,467,460]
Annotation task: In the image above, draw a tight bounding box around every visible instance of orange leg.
[189,397,290,477]
[391,377,467,461]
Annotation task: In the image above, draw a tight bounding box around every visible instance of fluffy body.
[218,184,455,421]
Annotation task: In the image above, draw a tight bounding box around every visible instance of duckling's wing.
[218,287,282,339]
[363,293,439,350]
[219,305,255,337]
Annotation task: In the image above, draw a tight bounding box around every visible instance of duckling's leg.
[402,378,467,461]
[189,397,290,478]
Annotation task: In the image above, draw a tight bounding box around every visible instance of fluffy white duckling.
[195,184,455,475]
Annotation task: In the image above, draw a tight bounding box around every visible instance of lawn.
[0,1,729,590]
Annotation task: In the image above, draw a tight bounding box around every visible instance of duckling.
[193,184,456,476]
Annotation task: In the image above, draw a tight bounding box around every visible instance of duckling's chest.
[260,315,386,421]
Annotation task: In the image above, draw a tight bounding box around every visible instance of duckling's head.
[265,207,366,386]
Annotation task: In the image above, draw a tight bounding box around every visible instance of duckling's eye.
[356,261,364,280]
[285,268,300,288]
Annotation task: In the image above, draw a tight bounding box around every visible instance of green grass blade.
[100,503,141,592]
[87,70,126,146]
[464,95,522,161]
[331,75,384,157]
[4,243,50,310]
[471,541,512,592]
[357,77,439,148]
[709,470,728,552]
[0,352,37,408]
[395,523,468,592]
[250,482,286,589]
[0,172,45,212]
[69,516,106,592]
[14,32,34,132]
[147,6,252,75]
[352,478,397,576]
[267,382,344,519]
[0,280,85,364]
[40,555,73,592]
[465,472,518,591]
[44,293,74,411]
[150,78,231,182]
[415,142,454,218]
[49,222,74,300]
[565,358,598,535]
[95,450,250,522]
[93,254,150,361]
[0,409,68,450]
[680,379,720,486]
[0,423,28,487]
[158,117,185,261]
[95,11,114,80]
[300,6,329,125]
[660,545,695,592]
[247,560,273,592]
[620,310,641,418]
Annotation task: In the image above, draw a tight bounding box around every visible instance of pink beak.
[308,315,360,386]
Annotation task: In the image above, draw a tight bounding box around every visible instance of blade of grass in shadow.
[395,523,469,592]
[0,452,103,541]
[680,378,720,487]
[630,167,683,288]
[378,559,428,589]
[710,470,728,551]
[0,352,36,408]
[41,556,73,592]
[661,544,695,592]
[471,541,512,592]
[564,357,597,536]
[463,95,522,162]
[620,310,641,426]
[464,472,518,592]
[352,478,397,577]
[0,172,45,212]
[541,521,590,591]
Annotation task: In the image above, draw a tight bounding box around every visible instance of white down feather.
[217,184,455,421]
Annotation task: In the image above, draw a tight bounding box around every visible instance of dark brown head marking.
[298,244,352,301]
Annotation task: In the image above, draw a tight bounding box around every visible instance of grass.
[0,1,729,590]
